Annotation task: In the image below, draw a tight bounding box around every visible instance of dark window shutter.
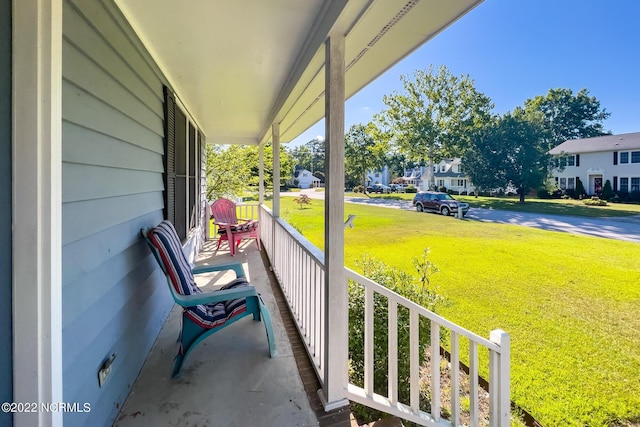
[613,151,618,165]
[163,86,176,225]
[613,176,618,192]
[575,154,580,167]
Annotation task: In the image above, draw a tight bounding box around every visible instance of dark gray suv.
[412,191,469,216]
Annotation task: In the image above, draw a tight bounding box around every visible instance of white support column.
[272,124,280,218]
[259,143,265,204]
[320,31,349,411]
[12,0,63,426]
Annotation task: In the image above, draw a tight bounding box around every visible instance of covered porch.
[7,1,512,426]
[115,241,327,427]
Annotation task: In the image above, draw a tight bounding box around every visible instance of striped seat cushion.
[148,220,251,330]
[217,220,258,234]
[147,220,200,296]
[185,278,250,329]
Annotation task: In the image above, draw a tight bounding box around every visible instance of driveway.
[281,189,640,243]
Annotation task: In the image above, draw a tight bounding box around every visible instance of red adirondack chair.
[211,198,260,256]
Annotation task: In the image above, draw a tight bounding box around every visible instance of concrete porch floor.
[115,239,328,427]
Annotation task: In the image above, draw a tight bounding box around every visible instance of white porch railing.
[345,269,510,427]
[258,204,510,427]
[259,204,326,381]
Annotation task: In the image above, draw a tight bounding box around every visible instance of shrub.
[353,185,364,193]
[601,180,614,201]
[349,250,444,422]
[575,177,585,197]
[537,188,550,199]
[405,185,418,193]
[564,188,577,199]
[293,194,312,209]
[584,197,607,206]
[438,186,447,193]
[551,188,563,199]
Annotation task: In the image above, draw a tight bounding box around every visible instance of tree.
[523,88,611,150]
[464,112,550,203]
[290,136,325,173]
[205,144,251,200]
[374,65,493,189]
[206,143,294,200]
[601,179,613,201]
[241,143,295,189]
[344,123,388,191]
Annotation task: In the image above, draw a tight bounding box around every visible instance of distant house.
[549,132,640,195]
[433,158,475,193]
[401,158,475,193]
[365,165,390,186]
[402,166,426,187]
[295,169,321,189]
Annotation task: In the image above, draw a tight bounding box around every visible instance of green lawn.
[358,193,640,218]
[276,198,640,427]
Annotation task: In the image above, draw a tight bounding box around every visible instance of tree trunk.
[519,187,525,203]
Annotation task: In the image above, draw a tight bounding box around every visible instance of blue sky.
[290,0,640,147]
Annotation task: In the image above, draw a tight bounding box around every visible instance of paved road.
[282,189,640,243]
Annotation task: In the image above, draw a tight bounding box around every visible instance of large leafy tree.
[464,111,550,203]
[375,65,493,188]
[344,123,388,190]
[206,143,294,199]
[290,137,325,173]
[523,88,610,150]
[205,144,251,200]
[241,143,295,189]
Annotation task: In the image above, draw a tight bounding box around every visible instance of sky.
[290,0,640,147]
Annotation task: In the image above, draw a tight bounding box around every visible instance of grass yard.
[359,193,640,218]
[275,198,640,427]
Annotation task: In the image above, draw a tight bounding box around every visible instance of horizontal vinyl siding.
[0,0,12,424]
[62,1,172,426]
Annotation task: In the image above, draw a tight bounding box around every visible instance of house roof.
[115,0,483,145]
[434,172,465,178]
[549,132,640,155]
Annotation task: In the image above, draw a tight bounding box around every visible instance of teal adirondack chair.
[142,220,277,376]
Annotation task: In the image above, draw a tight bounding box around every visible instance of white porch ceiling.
[116,0,483,144]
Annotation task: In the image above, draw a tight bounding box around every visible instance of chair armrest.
[173,286,258,307]
[191,262,246,278]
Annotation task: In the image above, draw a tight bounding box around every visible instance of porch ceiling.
[115,0,483,145]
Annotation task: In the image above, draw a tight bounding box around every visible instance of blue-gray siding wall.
[62,1,173,425]
[0,0,13,425]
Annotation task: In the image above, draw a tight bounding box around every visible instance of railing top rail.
[259,205,325,265]
[345,267,501,353]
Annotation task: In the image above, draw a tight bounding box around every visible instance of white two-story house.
[549,132,640,195]
[433,158,475,194]
[401,158,475,193]
[365,165,391,186]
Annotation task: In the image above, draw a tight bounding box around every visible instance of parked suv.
[412,191,469,216]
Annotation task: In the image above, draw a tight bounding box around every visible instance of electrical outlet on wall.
[98,353,117,388]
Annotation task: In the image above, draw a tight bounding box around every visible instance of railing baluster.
[469,340,479,427]
[431,321,440,421]
[388,299,398,405]
[364,285,374,396]
[410,309,419,413]
[489,347,498,427]
[451,331,460,426]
